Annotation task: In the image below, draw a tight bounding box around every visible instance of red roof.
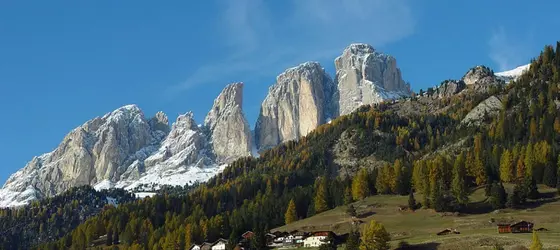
[241,231,254,239]
[312,231,333,237]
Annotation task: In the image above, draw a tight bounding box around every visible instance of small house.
[510,221,534,233]
[241,231,254,240]
[201,242,213,250]
[497,221,534,234]
[188,244,201,250]
[303,231,335,248]
[211,239,227,250]
[283,231,307,247]
[269,232,287,248]
[497,224,511,234]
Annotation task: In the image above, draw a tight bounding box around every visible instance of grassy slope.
[274,185,560,250]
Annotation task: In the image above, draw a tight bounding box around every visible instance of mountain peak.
[345,43,375,55]
[462,65,495,85]
[256,60,336,150]
[335,43,411,116]
[204,83,252,163]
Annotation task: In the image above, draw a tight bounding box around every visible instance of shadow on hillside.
[521,197,560,209]
[357,211,376,219]
[538,189,557,199]
[396,242,440,250]
[462,195,560,215]
[462,197,493,214]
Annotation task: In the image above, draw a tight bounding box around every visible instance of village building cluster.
[188,230,338,250]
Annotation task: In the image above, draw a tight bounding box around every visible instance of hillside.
[11,41,560,250]
[274,185,560,249]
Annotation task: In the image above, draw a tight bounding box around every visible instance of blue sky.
[0,0,559,184]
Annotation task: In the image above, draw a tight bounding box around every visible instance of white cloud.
[488,27,533,71]
[170,0,415,92]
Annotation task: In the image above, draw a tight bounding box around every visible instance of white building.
[303,232,332,248]
[188,244,201,250]
[211,239,227,250]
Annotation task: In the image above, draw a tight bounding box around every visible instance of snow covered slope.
[496,64,530,83]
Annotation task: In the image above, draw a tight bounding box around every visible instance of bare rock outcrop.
[255,62,337,150]
[461,95,503,127]
[335,43,412,115]
[204,83,252,162]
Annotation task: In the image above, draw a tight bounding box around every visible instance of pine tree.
[318,235,336,250]
[530,231,543,250]
[525,143,535,178]
[499,149,514,182]
[393,159,408,195]
[346,204,357,217]
[360,220,390,250]
[352,169,370,200]
[524,178,540,199]
[506,187,521,209]
[429,163,445,211]
[185,224,193,249]
[376,164,393,194]
[314,177,330,214]
[307,202,316,218]
[557,155,560,194]
[72,228,86,250]
[516,158,526,181]
[250,226,267,250]
[106,228,113,246]
[473,134,487,186]
[408,190,417,210]
[345,228,360,250]
[489,182,507,210]
[452,152,468,206]
[344,187,354,205]
[113,229,119,245]
[542,163,557,187]
[284,199,297,225]
[554,117,560,134]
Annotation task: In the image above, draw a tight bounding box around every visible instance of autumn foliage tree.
[360,220,390,250]
[285,199,297,225]
[353,169,371,200]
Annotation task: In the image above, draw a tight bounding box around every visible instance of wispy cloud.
[169,0,415,93]
[488,27,533,71]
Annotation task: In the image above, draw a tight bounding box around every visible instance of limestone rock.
[204,83,252,163]
[461,96,503,127]
[462,66,505,92]
[149,111,170,134]
[255,62,336,150]
[429,80,466,99]
[0,105,166,206]
[335,43,412,115]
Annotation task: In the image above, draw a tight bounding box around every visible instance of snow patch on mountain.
[496,64,530,83]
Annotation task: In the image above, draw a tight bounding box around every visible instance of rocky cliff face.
[204,83,252,162]
[0,105,169,206]
[335,43,412,115]
[461,95,503,127]
[118,112,217,190]
[428,80,466,99]
[255,62,336,150]
[0,83,253,207]
[462,66,505,92]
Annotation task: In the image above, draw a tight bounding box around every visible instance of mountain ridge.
[0,43,527,207]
